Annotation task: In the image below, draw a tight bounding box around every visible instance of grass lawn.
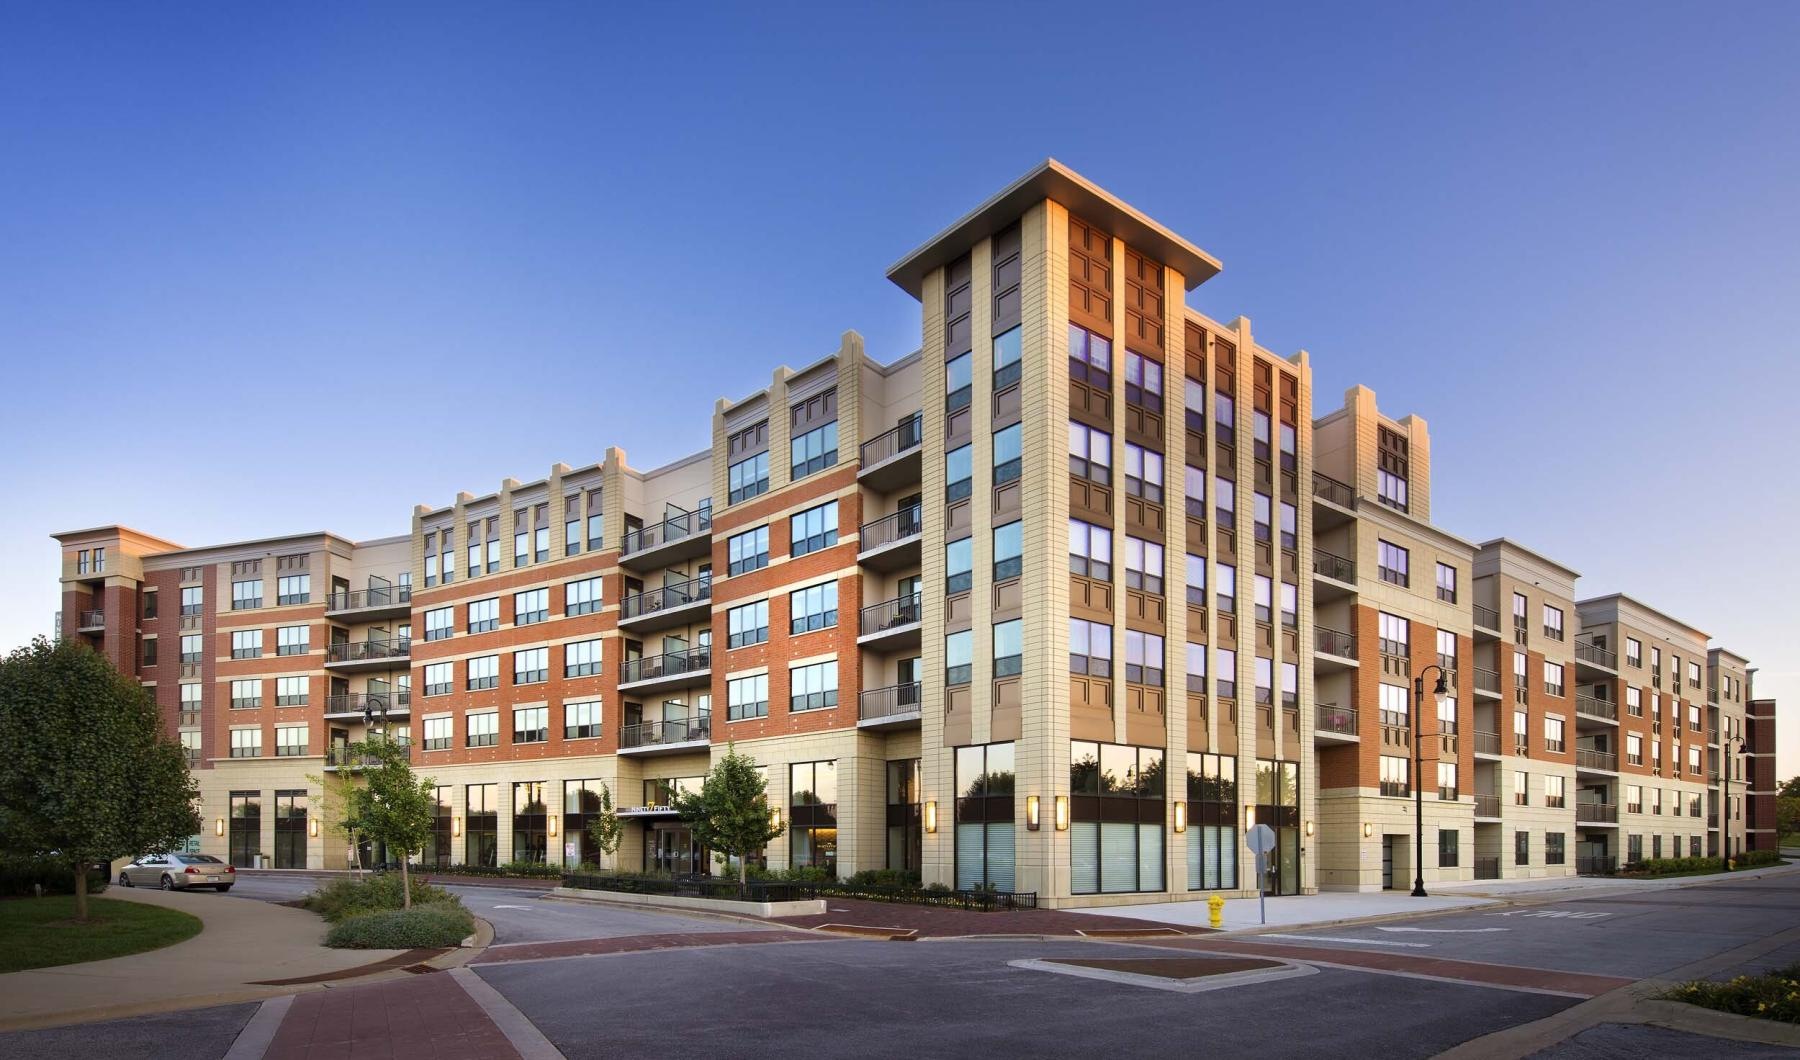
[0,896,202,973]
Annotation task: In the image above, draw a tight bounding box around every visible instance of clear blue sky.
[3,3,1795,774]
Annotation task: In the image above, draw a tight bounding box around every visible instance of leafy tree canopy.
[674,745,783,885]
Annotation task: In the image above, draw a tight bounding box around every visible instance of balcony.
[1576,802,1620,825]
[1575,748,1618,773]
[325,743,412,770]
[1312,472,1355,530]
[857,505,922,572]
[859,682,922,730]
[324,637,411,672]
[1474,793,1501,819]
[619,715,712,756]
[1314,626,1357,672]
[858,412,923,492]
[858,593,922,651]
[1315,704,1358,742]
[324,585,412,621]
[1472,604,1501,638]
[618,575,712,633]
[1312,548,1355,599]
[1574,637,1617,673]
[1474,730,1501,757]
[618,645,712,695]
[1575,694,1618,724]
[77,610,105,632]
[1473,667,1500,697]
[324,691,412,720]
[619,506,713,572]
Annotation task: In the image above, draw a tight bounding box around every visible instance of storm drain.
[1009,954,1316,993]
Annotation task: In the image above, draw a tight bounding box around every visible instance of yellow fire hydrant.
[1207,893,1226,929]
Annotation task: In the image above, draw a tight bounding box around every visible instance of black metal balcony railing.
[1577,802,1619,823]
[1576,695,1617,721]
[860,594,922,637]
[1575,638,1617,669]
[1474,857,1501,881]
[1312,471,1354,508]
[326,585,413,612]
[1473,604,1500,630]
[861,505,923,551]
[1576,856,1617,876]
[1475,730,1501,755]
[1473,667,1500,693]
[325,638,411,664]
[860,412,923,467]
[1576,748,1618,771]
[1316,626,1356,658]
[325,691,412,715]
[860,682,922,721]
[327,743,412,768]
[1474,793,1501,817]
[1313,548,1354,583]
[621,715,712,749]
[620,645,711,685]
[1316,704,1357,735]
[620,575,712,621]
[78,610,105,629]
[621,506,712,557]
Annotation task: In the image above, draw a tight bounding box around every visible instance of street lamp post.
[1412,665,1451,897]
[1721,733,1744,870]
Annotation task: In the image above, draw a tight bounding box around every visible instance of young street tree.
[342,736,435,908]
[674,745,783,886]
[0,637,199,920]
[584,782,624,871]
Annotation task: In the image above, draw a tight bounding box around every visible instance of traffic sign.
[1245,823,1276,854]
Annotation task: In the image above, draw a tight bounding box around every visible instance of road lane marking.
[1377,926,1509,934]
[1259,934,1430,948]
[493,904,535,910]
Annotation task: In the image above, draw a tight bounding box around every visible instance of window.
[955,741,1016,890]
[1625,638,1642,667]
[1543,605,1564,641]
[1380,755,1410,797]
[1546,832,1566,865]
[728,600,770,648]
[790,501,839,557]
[1437,628,1458,669]
[933,535,971,595]
[276,677,307,706]
[231,629,262,659]
[564,639,602,678]
[1688,660,1702,689]
[1626,687,1642,717]
[789,760,839,875]
[1253,491,1271,542]
[276,725,307,757]
[1437,762,1458,801]
[565,700,602,740]
[232,579,262,610]
[1125,631,1164,686]
[142,638,158,666]
[423,716,453,750]
[1378,540,1409,586]
[467,711,498,747]
[512,588,548,626]
[181,633,203,663]
[1125,351,1162,407]
[993,521,1022,581]
[1379,612,1409,657]
[1688,704,1701,733]
[993,423,1022,484]
[1377,468,1407,510]
[1185,465,1206,519]
[1217,564,1237,613]
[229,679,258,709]
[142,591,159,620]
[1069,519,1111,580]
[467,655,499,691]
[416,608,452,645]
[1254,575,1272,624]
[790,582,837,635]
[1280,501,1297,550]
[1380,683,1410,728]
[994,619,1023,677]
[1514,770,1529,805]
[1069,618,1112,676]
[1069,322,1111,387]
[1216,477,1236,529]
[1185,642,1207,692]
[727,526,770,576]
[514,706,548,744]
[1124,444,1163,502]
[790,661,838,712]
[1436,563,1457,603]
[1280,582,1298,628]
[514,509,530,567]
[424,663,453,696]
[1544,775,1566,809]
[1544,662,1565,697]
[276,574,310,606]
[1068,741,1165,894]
[728,673,769,720]
[1215,392,1235,446]
[564,577,603,617]
[946,444,972,501]
[791,420,839,479]
[1068,421,1111,483]
[276,625,308,656]
[946,350,972,410]
[230,729,261,758]
[514,648,548,685]
[468,598,499,634]
[1513,709,1528,751]
[1185,554,1207,607]
[1215,647,1237,699]
[993,326,1022,390]
[180,586,204,616]
[1438,695,1459,734]
[729,451,770,504]
[1544,715,1566,752]
[1438,828,1460,867]
[1125,537,1164,594]
[945,630,972,686]
[1512,592,1528,628]
[1516,830,1530,866]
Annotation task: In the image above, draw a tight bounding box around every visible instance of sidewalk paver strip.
[261,970,522,1060]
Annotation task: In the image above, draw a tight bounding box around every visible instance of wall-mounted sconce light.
[453,816,463,838]
[215,818,225,837]
[1173,801,1188,833]
[1026,795,1041,831]
[771,806,782,830]
[309,819,320,838]
[548,816,558,838]
[1054,795,1069,831]
[1305,820,1315,838]
[1363,822,1374,838]
[1246,806,1257,828]
[924,801,937,834]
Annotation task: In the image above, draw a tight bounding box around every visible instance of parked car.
[118,853,236,891]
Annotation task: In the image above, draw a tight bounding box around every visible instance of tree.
[0,638,199,920]
[309,764,368,877]
[674,745,784,886]
[341,736,435,908]
[585,782,624,871]
[1780,776,1800,800]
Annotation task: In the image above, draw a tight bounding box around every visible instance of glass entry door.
[648,824,706,875]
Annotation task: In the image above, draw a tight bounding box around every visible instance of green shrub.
[844,868,921,888]
[304,874,455,923]
[0,860,109,898]
[1623,855,1723,876]
[433,861,564,879]
[1663,962,1800,1023]
[324,905,475,949]
[1736,849,1783,869]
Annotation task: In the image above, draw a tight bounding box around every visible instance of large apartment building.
[51,160,1776,906]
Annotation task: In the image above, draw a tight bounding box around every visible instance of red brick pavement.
[770,898,1203,938]
[473,928,837,965]
[263,972,520,1060]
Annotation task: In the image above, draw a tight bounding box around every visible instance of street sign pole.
[1245,823,1277,926]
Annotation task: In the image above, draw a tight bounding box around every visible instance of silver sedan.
[117,853,237,891]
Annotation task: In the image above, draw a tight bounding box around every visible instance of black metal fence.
[562,872,1037,911]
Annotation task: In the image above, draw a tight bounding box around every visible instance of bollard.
[1207,893,1225,929]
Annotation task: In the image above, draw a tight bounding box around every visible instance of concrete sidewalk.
[0,886,409,1030]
